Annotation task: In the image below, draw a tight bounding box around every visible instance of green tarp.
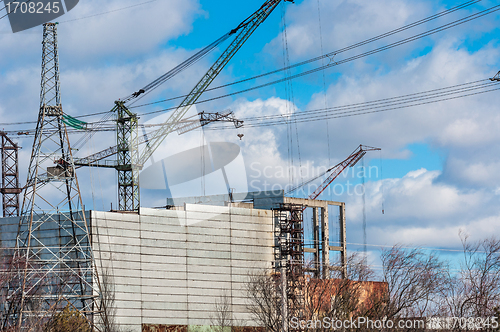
[62,114,87,130]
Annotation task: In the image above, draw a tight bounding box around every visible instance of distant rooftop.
[164,190,342,210]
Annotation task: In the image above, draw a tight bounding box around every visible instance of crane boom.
[308,145,381,201]
[73,111,243,168]
[136,0,293,168]
[112,0,292,211]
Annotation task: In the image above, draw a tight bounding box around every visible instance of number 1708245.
[6,2,60,15]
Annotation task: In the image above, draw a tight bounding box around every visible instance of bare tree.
[441,233,500,320]
[210,292,234,332]
[0,248,46,332]
[245,254,383,332]
[376,245,447,321]
[98,268,134,332]
[245,270,282,332]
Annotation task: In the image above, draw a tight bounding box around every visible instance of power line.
[0,0,34,21]
[0,3,497,130]
[198,79,500,129]
[236,79,496,122]
[128,0,488,109]
[5,78,499,136]
[120,3,500,117]
[58,0,159,23]
[0,1,494,128]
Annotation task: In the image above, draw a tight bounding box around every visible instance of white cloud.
[2,0,500,250]
[265,0,429,62]
[343,168,499,249]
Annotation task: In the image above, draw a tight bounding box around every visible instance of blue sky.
[1,0,500,266]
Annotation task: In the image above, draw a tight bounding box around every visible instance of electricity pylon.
[3,23,103,330]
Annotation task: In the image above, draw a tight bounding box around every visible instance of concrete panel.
[142,301,188,311]
[141,310,190,320]
[142,316,188,325]
[185,272,233,283]
[141,285,189,295]
[186,204,229,214]
[141,250,188,263]
[140,262,187,273]
[186,226,231,237]
[139,270,187,280]
[185,211,231,223]
[185,234,231,245]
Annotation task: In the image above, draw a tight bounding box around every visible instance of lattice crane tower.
[5,23,104,329]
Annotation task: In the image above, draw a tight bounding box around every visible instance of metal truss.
[0,132,22,217]
[115,101,140,212]
[274,203,305,321]
[2,23,104,330]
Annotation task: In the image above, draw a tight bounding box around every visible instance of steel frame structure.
[0,132,22,217]
[274,203,305,324]
[2,23,104,330]
[114,101,140,212]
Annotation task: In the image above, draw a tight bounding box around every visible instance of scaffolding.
[0,132,22,217]
[274,203,305,328]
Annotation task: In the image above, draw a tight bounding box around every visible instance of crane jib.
[109,0,294,211]
[137,0,292,167]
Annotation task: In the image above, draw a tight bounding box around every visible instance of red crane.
[308,145,381,201]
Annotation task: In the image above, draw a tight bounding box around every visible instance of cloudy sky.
[1,0,500,267]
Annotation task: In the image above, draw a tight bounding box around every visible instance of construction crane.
[73,110,243,169]
[308,145,381,201]
[287,145,381,203]
[76,0,293,211]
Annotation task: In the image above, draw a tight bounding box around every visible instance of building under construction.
[0,1,376,330]
[0,191,346,331]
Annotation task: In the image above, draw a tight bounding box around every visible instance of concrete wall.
[91,205,274,331]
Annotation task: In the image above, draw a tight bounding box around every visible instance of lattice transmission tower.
[3,23,104,330]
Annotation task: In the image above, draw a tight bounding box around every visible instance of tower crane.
[287,145,381,205]
[75,0,294,211]
[308,145,381,201]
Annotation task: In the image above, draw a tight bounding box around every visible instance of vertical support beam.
[321,205,329,279]
[0,132,22,217]
[340,202,347,279]
[281,264,288,332]
[312,207,320,278]
[116,101,140,212]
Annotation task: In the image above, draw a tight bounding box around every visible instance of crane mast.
[115,0,293,211]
